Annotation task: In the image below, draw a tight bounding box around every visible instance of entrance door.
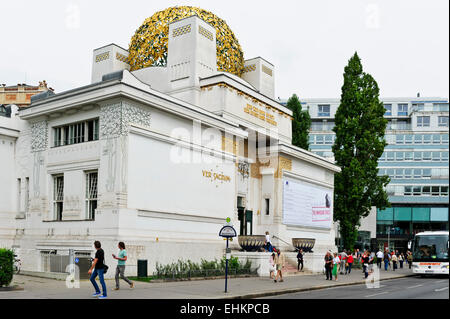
[238,209,253,235]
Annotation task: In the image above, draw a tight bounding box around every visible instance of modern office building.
[281,97,449,252]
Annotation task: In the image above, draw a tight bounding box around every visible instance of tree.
[332,52,390,251]
[286,94,311,150]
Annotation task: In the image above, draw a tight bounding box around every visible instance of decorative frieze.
[100,102,151,139]
[173,24,191,38]
[30,120,48,152]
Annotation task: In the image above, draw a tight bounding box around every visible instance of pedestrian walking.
[274,249,285,283]
[376,249,384,268]
[392,253,398,271]
[346,251,353,274]
[361,251,370,279]
[269,253,276,279]
[332,253,340,281]
[384,251,390,271]
[407,252,413,269]
[265,231,273,252]
[398,253,404,269]
[339,250,347,275]
[296,249,304,271]
[324,251,333,280]
[88,241,107,299]
[112,242,134,290]
[368,251,374,274]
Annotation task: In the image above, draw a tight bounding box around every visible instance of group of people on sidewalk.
[88,241,134,299]
[324,248,413,281]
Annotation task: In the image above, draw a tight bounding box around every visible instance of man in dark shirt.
[324,251,333,280]
[88,241,107,298]
[297,249,304,271]
[361,251,370,279]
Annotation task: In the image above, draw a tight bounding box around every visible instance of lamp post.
[387,227,395,251]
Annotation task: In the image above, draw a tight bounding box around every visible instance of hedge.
[0,248,14,287]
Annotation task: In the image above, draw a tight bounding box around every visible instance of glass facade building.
[281,97,449,252]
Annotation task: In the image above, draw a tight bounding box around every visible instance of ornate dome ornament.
[128,6,244,77]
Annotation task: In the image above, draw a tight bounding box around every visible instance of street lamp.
[387,227,395,251]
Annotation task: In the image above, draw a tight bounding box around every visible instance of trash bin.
[137,259,148,278]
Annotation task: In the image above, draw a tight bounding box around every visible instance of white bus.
[409,231,449,275]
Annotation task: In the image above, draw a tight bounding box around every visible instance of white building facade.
[0,14,340,277]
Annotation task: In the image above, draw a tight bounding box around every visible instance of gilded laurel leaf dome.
[128,6,244,77]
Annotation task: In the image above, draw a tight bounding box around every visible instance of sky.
[1,0,448,100]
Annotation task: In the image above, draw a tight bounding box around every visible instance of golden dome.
[128,6,244,77]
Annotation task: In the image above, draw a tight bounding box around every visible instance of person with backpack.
[88,241,107,299]
[112,242,134,290]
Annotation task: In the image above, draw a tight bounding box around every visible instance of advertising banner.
[282,177,333,228]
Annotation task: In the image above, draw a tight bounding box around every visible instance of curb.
[0,285,24,292]
[218,274,418,299]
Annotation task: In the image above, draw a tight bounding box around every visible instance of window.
[384,104,392,116]
[309,135,315,144]
[417,116,430,127]
[443,134,449,144]
[422,186,430,196]
[316,135,324,144]
[404,186,412,196]
[318,105,330,117]
[442,186,449,196]
[53,118,99,147]
[379,152,386,161]
[405,135,413,144]
[414,152,422,161]
[405,152,413,161]
[413,103,425,111]
[423,135,431,144]
[404,169,412,179]
[414,135,422,144]
[387,152,395,161]
[396,135,404,144]
[433,134,441,144]
[432,152,441,161]
[413,186,421,196]
[25,177,29,212]
[422,151,431,161]
[413,169,421,179]
[265,198,270,215]
[395,152,404,161]
[377,168,385,176]
[398,104,408,116]
[422,168,431,178]
[53,175,64,221]
[324,135,333,144]
[432,186,440,196]
[387,169,395,177]
[85,171,98,220]
[17,178,21,212]
[442,151,449,161]
[438,116,449,127]
[395,169,403,179]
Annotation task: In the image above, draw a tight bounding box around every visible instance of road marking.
[434,287,448,292]
[407,284,423,289]
[436,280,447,283]
[365,291,389,298]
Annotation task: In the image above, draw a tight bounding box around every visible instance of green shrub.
[0,248,14,287]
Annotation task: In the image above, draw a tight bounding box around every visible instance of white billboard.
[282,177,333,229]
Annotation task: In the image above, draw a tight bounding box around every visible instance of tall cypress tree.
[286,94,311,150]
[332,52,390,250]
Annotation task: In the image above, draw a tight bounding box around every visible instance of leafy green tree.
[332,52,390,250]
[286,94,311,149]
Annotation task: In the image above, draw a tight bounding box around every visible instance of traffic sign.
[219,225,237,238]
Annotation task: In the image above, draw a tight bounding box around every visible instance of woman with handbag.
[88,240,108,298]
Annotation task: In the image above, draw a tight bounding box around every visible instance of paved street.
[261,276,449,299]
[0,267,427,299]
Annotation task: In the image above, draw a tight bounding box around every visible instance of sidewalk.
[3,267,415,299]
